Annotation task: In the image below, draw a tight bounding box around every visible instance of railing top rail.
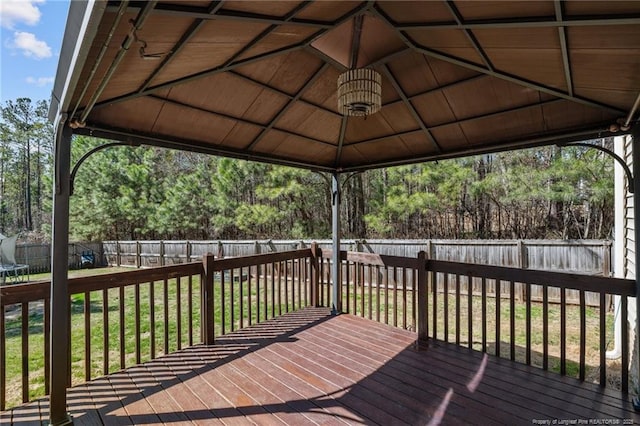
[212,248,312,271]
[428,260,634,296]
[0,262,203,306]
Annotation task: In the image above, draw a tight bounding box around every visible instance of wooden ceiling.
[51,0,640,172]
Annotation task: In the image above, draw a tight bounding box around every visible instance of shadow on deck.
[2,306,639,425]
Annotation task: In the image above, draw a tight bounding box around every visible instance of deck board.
[2,307,639,425]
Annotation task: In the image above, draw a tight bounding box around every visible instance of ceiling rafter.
[380,64,442,153]
[443,0,494,71]
[344,98,566,149]
[228,70,341,118]
[75,124,336,172]
[555,1,573,96]
[110,1,333,28]
[382,74,487,108]
[244,63,331,151]
[148,95,338,148]
[153,96,337,148]
[340,125,617,173]
[371,5,626,117]
[394,14,640,30]
[137,1,224,94]
[88,2,368,112]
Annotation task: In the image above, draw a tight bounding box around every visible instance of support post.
[310,242,320,307]
[331,172,341,314]
[633,128,640,390]
[202,253,215,345]
[417,251,428,344]
[49,122,73,426]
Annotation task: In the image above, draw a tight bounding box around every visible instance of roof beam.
[394,14,640,30]
[380,64,442,152]
[111,1,333,28]
[244,63,330,150]
[371,5,626,117]
[555,1,574,96]
[443,1,494,71]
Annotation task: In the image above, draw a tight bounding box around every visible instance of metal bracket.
[560,141,634,193]
[70,141,141,195]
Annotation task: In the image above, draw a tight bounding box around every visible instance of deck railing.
[0,246,635,410]
[0,249,316,410]
[318,248,635,391]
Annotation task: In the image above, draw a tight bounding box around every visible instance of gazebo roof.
[50,0,640,172]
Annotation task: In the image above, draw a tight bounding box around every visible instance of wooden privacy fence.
[104,239,612,306]
[12,242,104,274]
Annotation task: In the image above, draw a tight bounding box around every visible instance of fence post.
[160,241,165,266]
[202,253,215,345]
[186,241,191,263]
[417,250,428,344]
[603,240,611,277]
[311,242,320,307]
[116,241,121,267]
[135,241,141,268]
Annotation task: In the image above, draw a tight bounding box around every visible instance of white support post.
[49,121,73,425]
[331,172,341,314]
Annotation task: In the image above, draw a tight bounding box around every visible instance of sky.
[0,0,71,104]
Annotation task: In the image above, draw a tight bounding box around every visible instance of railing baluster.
[444,273,449,343]
[239,268,244,329]
[495,280,500,357]
[599,291,606,387]
[284,260,289,313]
[525,283,531,365]
[579,289,586,381]
[402,268,407,330]
[134,283,141,363]
[176,276,182,350]
[377,266,382,323]
[102,289,109,374]
[412,269,417,331]
[543,284,548,370]
[262,263,268,321]
[119,286,125,369]
[247,267,252,326]
[560,287,566,375]
[432,271,437,340]
[221,271,226,334]
[270,262,276,318]
[150,281,155,359]
[231,268,235,331]
[455,274,460,345]
[292,260,296,311]
[164,278,169,353]
[345,260,350,314]
[393,267,398,328]
[481,277,486,352]
[188,276,193,347]
[84,291,91,380]
[510,281,515,361]
[368,265,373,320]
[21,302,28,403]
[467,275,472,349]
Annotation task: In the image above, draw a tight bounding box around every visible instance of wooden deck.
[2,307,639,425]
